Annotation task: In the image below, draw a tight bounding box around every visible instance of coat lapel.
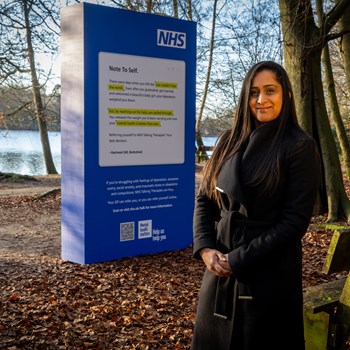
[216,148,247,216]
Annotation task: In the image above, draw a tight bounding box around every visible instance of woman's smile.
[257,106,272,112]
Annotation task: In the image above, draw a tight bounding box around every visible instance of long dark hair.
[201,61,304,200]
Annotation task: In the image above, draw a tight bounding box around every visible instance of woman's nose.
[257,92,266,104]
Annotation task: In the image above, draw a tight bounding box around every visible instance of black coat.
[192,120,321,350]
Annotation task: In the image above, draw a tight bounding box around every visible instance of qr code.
[120,222,135,242]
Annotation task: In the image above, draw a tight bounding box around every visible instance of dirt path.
[0,173,202,349]
[0,186,60,197]
[0,174,61,195]
[0,176,62,265]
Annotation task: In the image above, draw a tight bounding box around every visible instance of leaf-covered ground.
[0,171,349,349]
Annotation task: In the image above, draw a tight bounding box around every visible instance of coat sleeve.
[227,137,321,275]
[193,188,221,260]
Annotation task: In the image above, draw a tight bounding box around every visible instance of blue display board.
[61,3,196,264]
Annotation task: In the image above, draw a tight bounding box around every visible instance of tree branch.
[325,27,350,43]
[325,0,350,34]
[6,101,32,117]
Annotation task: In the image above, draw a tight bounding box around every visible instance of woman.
[192,61,321,350]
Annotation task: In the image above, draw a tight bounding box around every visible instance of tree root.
[35,188,60,199]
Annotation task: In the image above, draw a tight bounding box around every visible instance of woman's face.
[249,70,283,123]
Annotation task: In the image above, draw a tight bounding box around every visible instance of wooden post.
[334,274,350,350]
[303,229,350,350]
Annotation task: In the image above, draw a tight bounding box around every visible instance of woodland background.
[1,0,350,221]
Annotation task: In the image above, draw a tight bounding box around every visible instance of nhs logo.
[157,29,186,49]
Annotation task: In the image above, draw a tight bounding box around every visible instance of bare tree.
[0,0,59,174]
[187,0,192,20]
[173,0,178,18]
[23,0,57,174]
[279,0,350,222]
[195,0,218,162]
[315,0,350,182]
[322,41,350,181]
[146,0,152,13]
[337,0,350,98]
[200,0,282,120]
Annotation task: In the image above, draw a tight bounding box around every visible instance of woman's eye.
[266,89,275,94]
[250,90,259,97]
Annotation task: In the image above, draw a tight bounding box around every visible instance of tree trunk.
[317,0,350,182]
[338,0,350,97]
[173,0,178,18]
[279,0,314,133]
[322,42,350,181]
[187,0,192,21]
[146,0,152,13]
[196,0,218,162]
[279,0,350,222]
[312,50,350,221]
[23,0,57,174]
[126,0,134,10]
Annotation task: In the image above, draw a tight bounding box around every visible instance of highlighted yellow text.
[108,84,124,91]
[155,81,178,89]
[108,108,173,116]
[116,120,161,127]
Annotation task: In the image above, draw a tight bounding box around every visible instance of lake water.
[0,130,61,176]
[0,130,217,176]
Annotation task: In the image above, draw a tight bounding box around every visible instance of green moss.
[312,223,349,231]
[0,172,38,183]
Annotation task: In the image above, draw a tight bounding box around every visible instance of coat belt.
[214,210,274,320]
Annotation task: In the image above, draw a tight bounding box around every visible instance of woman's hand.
[199,248,232,277]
